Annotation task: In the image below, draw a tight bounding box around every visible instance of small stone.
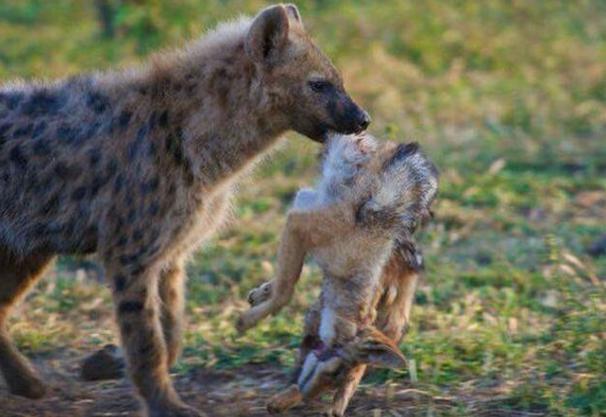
[81,343,125,381]
[588,234,606,257]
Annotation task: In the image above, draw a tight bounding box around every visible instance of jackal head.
[357,141,439,233]
[245,4,370,142]
[297,326,406,398]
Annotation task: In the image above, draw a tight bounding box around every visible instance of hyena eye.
[308,80,333,94]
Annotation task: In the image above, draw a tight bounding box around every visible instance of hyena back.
[0,4,369,417]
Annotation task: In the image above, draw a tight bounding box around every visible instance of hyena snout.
[330,95,371,135]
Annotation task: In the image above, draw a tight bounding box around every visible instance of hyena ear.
[246,5,290,63]
[284,4,303,26]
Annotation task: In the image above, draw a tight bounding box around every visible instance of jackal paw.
[325,408,345,417]
[267,385,302,414]
[236,309,260,333]
[247,281,272,306]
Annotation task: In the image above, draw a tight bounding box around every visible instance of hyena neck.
[139,21,287,188]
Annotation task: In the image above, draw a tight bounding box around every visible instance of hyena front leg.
[158,260,186,368]
[107,261,204,417]
[0,250,53,399]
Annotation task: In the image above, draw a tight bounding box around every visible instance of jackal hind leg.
[0,250,54,399]
[327,365,366,417]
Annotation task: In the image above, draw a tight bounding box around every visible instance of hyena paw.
[7,374,47,399]
[246,281,272,306]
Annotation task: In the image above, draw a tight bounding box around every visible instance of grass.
[1,1,605,416]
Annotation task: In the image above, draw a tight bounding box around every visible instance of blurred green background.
[1,1,605,416]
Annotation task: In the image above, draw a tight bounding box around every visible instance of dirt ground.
[0,351,545,417]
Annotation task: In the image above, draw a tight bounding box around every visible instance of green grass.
[1,1,605,416]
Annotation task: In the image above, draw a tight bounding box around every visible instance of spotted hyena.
[0,4,370,417]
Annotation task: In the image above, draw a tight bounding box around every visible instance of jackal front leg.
[237,205,351,333]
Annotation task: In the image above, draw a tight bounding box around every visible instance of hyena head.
[245,4,371,142]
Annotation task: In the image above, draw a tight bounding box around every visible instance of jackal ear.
[246,5,290,63]
[357,331,407,368]
[284,4,303,25]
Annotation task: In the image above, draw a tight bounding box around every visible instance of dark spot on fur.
[147,141,157,158]
[128,124,148,161]
[148,111,158,130]
[9,145,28,169]
[23,90,63,116]
[0,92,24,110]
[57,123,78,143]
[158,110,169,128]
[124,194,134,208]
[1,94,22,112]
[41,194,61,214]
[119,253,139,266]
[167,184,176,197]
[113,217,124,234]
[86,91,110,114]
[148,202,160,217]
[127,209,136,223]
[32,121,47,138]
[114,275,127,291]
[71,186,87,201]
[54,161,82,179]
[31,222,49,235]
[81,122,101,142]
[140,176,159,194]
[113,174,124,193]
[13,124,33,138]
[0,122,11,137]
[88,148,102,167]
[118,301,144,314]
[33,139,51,156]
[116,235,128,247]
[105,158,118,176]
[118,111,132,129]
[132,229,144,242]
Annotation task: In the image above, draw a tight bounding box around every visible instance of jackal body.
[240,133,438,416]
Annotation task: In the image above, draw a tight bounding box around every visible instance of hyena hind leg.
[0,250,54,399]
[108,262,205,417]
[158,260,186,368]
